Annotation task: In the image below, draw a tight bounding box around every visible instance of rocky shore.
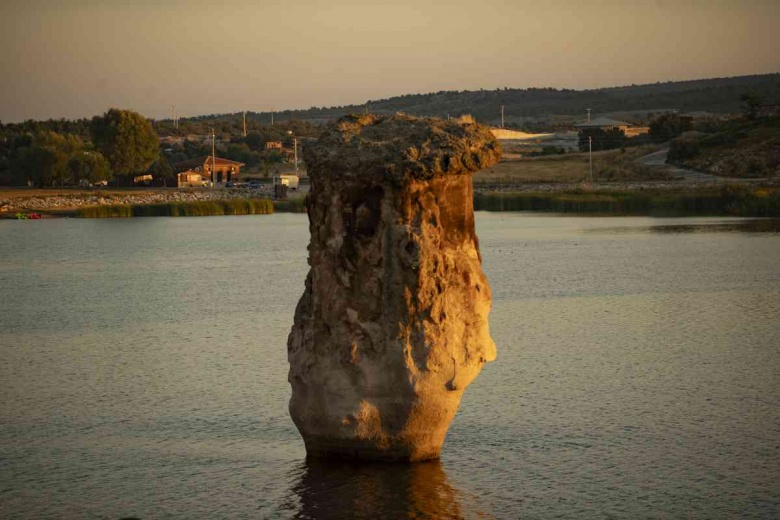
[0,187,273,214]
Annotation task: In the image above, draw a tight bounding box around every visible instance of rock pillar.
[287,114,501,462]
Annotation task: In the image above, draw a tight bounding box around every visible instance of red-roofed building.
[173,156,245,184]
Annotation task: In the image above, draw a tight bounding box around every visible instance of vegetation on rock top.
[304,114,501,183]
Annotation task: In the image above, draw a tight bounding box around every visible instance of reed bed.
[75,204,133,218]
[76,198,274,218]
[71,187,780,219]
[474,185,780,217]
[273,197,307,213]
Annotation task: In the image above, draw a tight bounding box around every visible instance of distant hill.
[183,73,780,132]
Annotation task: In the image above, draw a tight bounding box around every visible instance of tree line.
[1,109,159,186]
[152,73,779,130]
[0,109,323,186]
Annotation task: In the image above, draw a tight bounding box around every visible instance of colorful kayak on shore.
[14,212,42,219]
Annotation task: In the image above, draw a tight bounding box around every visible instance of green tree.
[260,149,284,164]
[90,108,159,176]
[578,128,626,152]
[739,92,762,120]
[14,145,68,186]
[226,143,252,163]
[10,131,85,186]
[150,158,174,186]
[649,113,692,141]
[68,151,111,185]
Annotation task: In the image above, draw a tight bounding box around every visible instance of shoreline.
[0,187,280,214]
[2,179,779,219]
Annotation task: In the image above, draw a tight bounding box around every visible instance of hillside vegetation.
[668,117,780,178]
[157,73,780,132]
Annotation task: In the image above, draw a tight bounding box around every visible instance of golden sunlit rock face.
[287,114,501,462]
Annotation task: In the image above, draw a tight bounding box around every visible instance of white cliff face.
[287,114,501,461]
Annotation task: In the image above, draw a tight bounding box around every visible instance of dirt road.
[637,147,743,183]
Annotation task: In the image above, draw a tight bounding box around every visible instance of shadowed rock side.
[287,114,501,462]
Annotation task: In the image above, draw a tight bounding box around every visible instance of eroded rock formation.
[287,114,500,462]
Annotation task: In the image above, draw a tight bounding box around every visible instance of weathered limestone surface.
[287,114,501,461]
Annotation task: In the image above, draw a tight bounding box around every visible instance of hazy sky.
[1,0,778,122]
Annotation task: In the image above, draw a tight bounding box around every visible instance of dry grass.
[474,145,667,185]
[475,153,590,184]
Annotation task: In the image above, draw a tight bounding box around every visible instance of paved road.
[638,147,729,182]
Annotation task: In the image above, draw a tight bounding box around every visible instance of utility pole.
[211,127,216,186]
[271,110,274,126]
[288,130,298,174]
[243,111,247,137]
[501,105,505,128]
[587,108,591,122]
[588,135,593,183]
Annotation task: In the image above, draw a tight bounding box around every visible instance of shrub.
[668,135,701,161]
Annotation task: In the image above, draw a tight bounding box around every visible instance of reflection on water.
[648,218,780,234]
[290,459,470,520]
[587,217,780,235]
[2,215,779,518]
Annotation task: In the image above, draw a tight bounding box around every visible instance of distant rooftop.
[574,117,632,128]
[173,156,245,171]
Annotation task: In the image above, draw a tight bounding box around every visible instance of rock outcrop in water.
[287,114,501,461]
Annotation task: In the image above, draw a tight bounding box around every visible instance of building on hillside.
[265,141,283,151]
[758,104,780,118]
[574,117,649,137]
[172,156,245,184]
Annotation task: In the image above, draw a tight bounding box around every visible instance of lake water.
[1,213,778,519]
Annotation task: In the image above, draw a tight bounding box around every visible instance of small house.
[574,117,649,137]
[172,156,245,184]
[758,104,780,118]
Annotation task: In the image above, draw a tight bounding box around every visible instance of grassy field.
[474,185,780,216]
[474,145,669,185]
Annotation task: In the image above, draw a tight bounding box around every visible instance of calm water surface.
[1,214,778,519]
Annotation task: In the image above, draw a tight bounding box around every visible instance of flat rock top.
[303,114,501,183]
